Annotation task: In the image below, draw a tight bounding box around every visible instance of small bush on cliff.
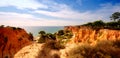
[55,30,73,45]
[17,27,22,30]
[38,30,56,43]
[83,20,105,28]
[46,33,56,40]
[38,30,46,43]
[56,30,73,39]
[11,27,23,30]
[0,25,4,28]
[28,32,34,41]
[12,27,17,30]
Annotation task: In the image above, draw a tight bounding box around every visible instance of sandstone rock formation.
[64,26,120,44]
[0,26,32,58]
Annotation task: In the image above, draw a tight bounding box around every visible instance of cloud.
[35,9,98,20]
[33,1,95,20]
[98,3,120,13]
[0,0,120,26]
[0,12,79,26]
[95,3,120,20]
[34,2,120,22]
[0,0,48,9]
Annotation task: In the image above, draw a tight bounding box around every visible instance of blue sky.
[0,0,120,26]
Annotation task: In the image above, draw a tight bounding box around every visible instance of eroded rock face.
[64,26,120,43]
[0,27,32,58]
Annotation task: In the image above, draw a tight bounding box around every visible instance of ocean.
[21,26,64,36]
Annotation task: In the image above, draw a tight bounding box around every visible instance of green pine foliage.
[82,20,120,30]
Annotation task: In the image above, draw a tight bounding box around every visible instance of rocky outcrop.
[0,26,32,58]
[64,26,120,44]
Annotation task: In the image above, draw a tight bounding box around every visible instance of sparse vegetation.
[82,12,120,30]
[12,27,17,30]
[43,40,65,50]
[0,25,4,28]
[82,20,120,30]
[55,30,73,45]
[56,30,73,39]
[37,30,73,44]
[38,30,46,43]
[67,40,120,58]
[12,27,23,30]
[28,32,34,41]
[38,30,56,43]
[37,40,63,58]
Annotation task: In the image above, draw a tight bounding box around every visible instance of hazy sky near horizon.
[0,0,120,26]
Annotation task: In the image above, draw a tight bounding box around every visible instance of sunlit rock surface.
[64,26,120,44]
[14,43,42,58]
[0,27,32,58]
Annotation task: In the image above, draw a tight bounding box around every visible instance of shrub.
[46,33,56,40]
[39,30,46,35]
[12,27,17,30]
[55,30,73,45]
[43,40,65,50]
[17,27,22,30]
[82,20,120,30]
[37,40,61,58]
[28,32,33,41]
[38,31,56,43]
[0,25,4,28]
[67,40,120,58]
[38,34,46,43]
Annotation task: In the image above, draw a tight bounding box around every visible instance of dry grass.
[67,40,120,58]
[37,40,65,58]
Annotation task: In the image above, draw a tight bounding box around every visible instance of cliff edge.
[64,26,120,44]
[0,26,32,58]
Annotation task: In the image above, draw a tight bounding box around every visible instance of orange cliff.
[0,26,32,58]
[64,26,120,44]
